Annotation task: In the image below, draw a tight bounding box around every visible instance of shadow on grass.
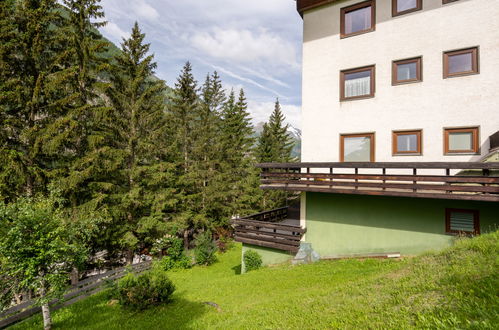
[232,264,241,275]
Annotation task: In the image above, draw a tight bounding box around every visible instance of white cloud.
[191,28,299,69]
[101,22,130,44]
[131,0,160,20]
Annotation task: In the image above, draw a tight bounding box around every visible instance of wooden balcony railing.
[238,207,288,223]
[232,208,306,253]
[257,162,499,202]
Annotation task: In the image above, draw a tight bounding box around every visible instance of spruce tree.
[256,99,295,209]
[98,22,178,262]
[219,89,258,218]
[167,62,203,247]
[0,0,65,201]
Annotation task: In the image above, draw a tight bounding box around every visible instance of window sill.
[392,79,422,86]
[444,71,479,79]
[340,95,375,102]
[393,153,422,156]
[340,28,375,39]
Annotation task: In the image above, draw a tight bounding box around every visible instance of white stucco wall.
[301,0,499,163]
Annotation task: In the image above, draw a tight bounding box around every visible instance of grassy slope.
[13,231,498,329]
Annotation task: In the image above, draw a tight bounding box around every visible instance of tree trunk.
[183,229,189,250]
[125,250,134,265]
[42,303,52,330]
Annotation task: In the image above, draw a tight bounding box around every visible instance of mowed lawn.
[13,231,499,329]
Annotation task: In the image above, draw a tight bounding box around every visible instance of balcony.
[257,162,499,202]
[232,207,306,253]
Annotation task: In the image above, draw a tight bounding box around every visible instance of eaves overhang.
[296,0,342,17]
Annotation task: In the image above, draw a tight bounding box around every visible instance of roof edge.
[297,0,341,16]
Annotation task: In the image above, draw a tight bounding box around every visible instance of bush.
[113,270,175,310]
[156,254,191,272]
[194,231,217,265]
[244,250,262,272]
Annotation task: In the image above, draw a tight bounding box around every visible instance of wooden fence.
[0,261,152,329]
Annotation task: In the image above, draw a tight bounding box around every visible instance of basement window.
[445,208,480,235]
[341,0,376,38]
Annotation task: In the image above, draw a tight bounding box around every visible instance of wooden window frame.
[392,130,422,156]
[442,0,459,4]
[340,133,375,162]
[445,208,480,235]
[340,0,376,39]
[443,47,479,78]
[340,65,375,101]
[443,127,480,155]
[392,0,422,17]
[392,57,422,85]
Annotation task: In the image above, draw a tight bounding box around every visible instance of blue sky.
[99,0,303,128]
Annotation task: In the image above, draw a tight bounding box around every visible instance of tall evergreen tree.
[103,22,177,262]
[219,89,259,217]
[0,0,71,201]
[167,62,203,247]
[256,99,295,209]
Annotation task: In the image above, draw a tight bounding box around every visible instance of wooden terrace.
[257,162,499,202]
[231,207,305,253]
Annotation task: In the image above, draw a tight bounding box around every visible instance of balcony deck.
[257,162,499,202]
[232,207,305,253]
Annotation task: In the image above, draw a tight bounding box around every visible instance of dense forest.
[0,0,296,318]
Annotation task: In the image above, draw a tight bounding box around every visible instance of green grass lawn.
[13,231,498,329]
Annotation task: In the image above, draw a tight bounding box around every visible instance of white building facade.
[301,0,499,163]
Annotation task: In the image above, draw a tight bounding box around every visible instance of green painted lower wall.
[305,192,499,257]
[241,244,293,273]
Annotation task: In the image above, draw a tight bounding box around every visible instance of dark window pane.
[448,53,473,74]
[397,62,417,81]
[345,6,372,35]
[397,134,418,152]
[397,0,418,11]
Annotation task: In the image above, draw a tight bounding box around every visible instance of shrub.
[114,270,175,310]
[156,254,191,272]
[244,250,262,272]
[194,231,217,265]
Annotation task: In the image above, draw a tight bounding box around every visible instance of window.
[340,65,375,101]
[340,133,375,162]
[392,57,422,85]
[392,130,422,155]
[443,47,479,78]
[444,127,479,154]
[340,1,375,38]
[445,208,479,235]
[392,0,422,16]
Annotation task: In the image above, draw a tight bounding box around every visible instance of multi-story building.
[234,0,499,269]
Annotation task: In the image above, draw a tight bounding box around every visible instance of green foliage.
[243,250,262,272]
[113,270,175,310]
[12,232,499,329]
[194,231,217,265]
[152,235,192,271]
[0,196,87,307]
